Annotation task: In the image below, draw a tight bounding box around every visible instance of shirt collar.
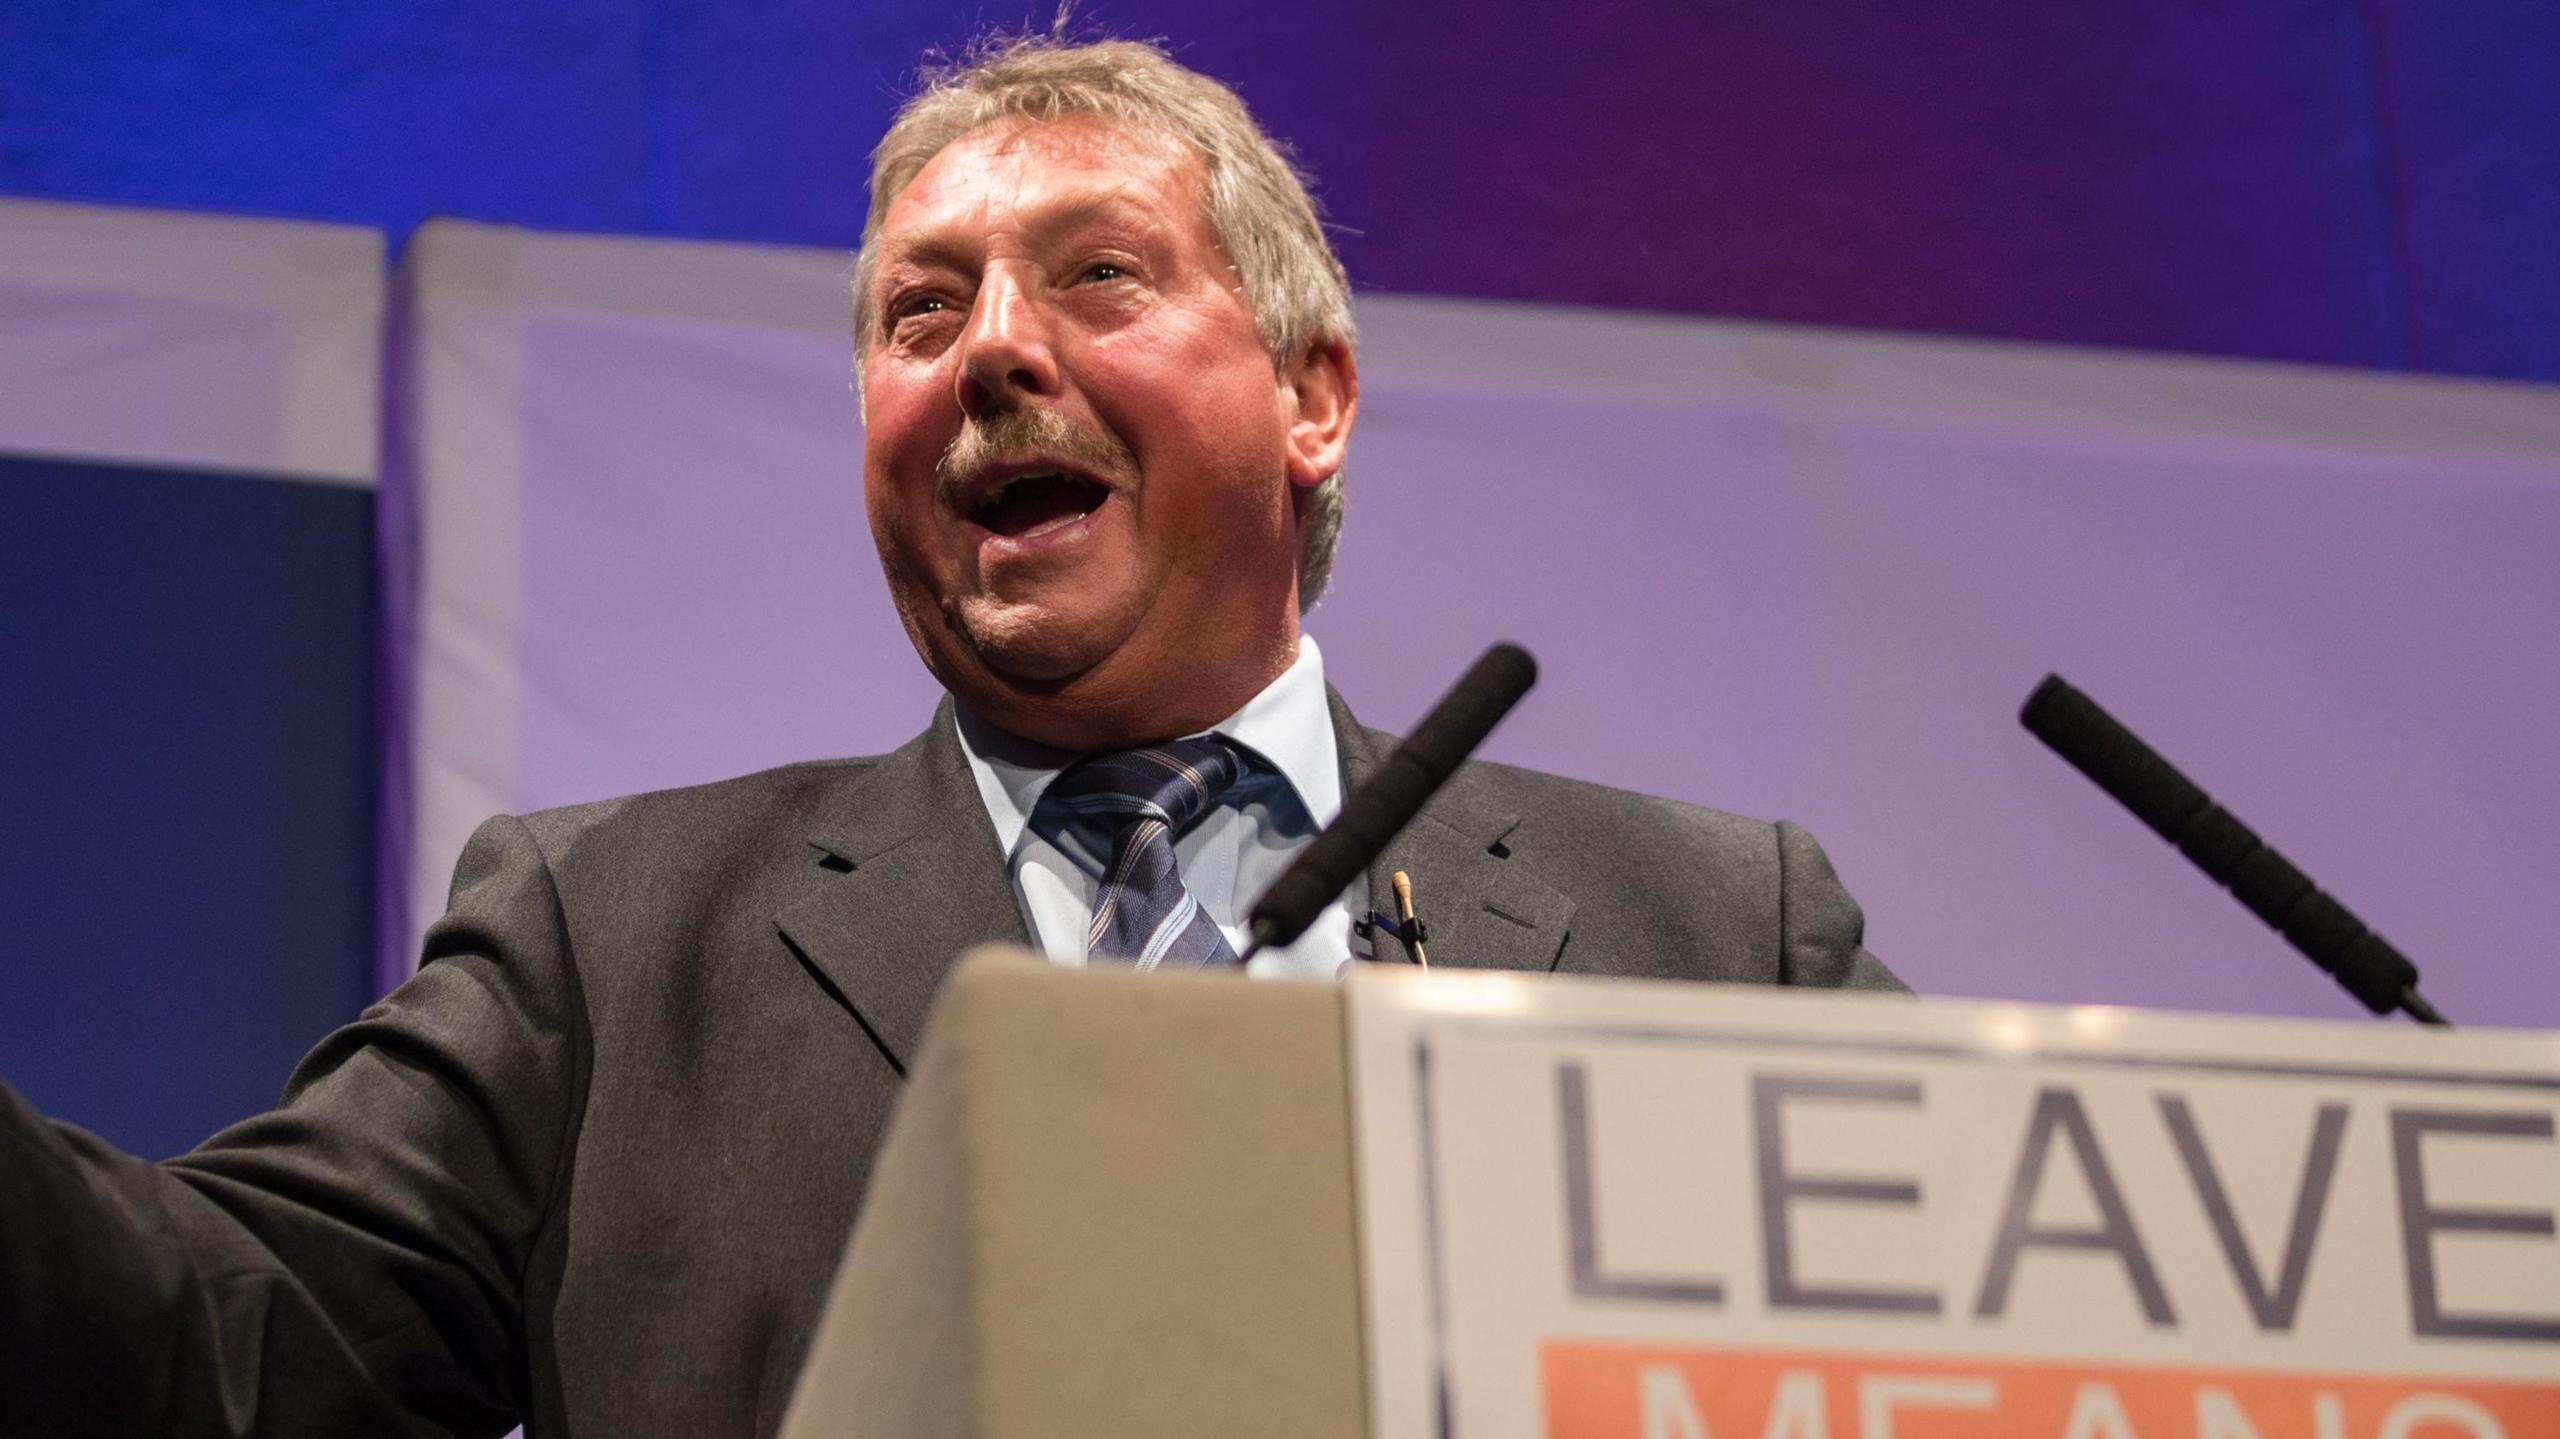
[954,633,1343,857]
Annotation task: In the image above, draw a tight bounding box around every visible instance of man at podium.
[0,31,1902,1438]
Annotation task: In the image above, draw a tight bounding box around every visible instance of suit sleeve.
[0,814,586,1438]
[1772,820,1910,993]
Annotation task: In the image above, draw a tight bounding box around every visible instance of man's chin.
[945,598,1127,688]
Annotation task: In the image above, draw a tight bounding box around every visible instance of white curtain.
[392,219,2560,1024]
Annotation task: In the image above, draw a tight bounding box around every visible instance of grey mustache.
[937,407,1134,505]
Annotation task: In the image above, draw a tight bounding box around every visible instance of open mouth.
[970,470,1110,539]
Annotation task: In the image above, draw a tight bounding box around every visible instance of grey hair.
[854,32,1354,608]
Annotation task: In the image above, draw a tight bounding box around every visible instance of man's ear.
[1281,337,1358,490]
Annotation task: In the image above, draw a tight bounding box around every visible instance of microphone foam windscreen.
[1250,642,1537,948]
[2020,675,2208,843]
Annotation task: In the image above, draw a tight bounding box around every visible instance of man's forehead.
[878,117,1204,252]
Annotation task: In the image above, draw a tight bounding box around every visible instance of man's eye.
[889,294,950,324]
[1077,263,1126,284]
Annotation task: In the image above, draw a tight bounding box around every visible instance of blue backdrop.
[5,0,2555,379]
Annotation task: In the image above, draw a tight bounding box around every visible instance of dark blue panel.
[2371,1,2560,381]
[0,454,374,1160]
[0,0,655,237]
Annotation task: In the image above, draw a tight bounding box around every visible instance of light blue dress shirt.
[953,634,1365,979]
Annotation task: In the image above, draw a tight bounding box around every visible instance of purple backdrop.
[4,2,2556,380]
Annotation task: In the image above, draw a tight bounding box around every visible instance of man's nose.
[955,269,1059,416]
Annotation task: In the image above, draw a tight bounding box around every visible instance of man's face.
[861,116,1353,751]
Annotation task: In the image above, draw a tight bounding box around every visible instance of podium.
[780,949,1365,1438]
[783,952,2560,1438]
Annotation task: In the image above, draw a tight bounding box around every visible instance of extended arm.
[0,815,585,1437]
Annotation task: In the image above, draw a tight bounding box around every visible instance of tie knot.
[1033,736,1251,856]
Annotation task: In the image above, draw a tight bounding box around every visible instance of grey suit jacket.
[0,695,1900,1438]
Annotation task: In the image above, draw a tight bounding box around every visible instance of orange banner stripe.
[1544,1340,2560,1438]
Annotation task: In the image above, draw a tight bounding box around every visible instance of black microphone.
[1245,642,1538,956]
[2020,674,2448,1026]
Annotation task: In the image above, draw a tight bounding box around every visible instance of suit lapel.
[774,701,1031,1072]
[1329,689,1573,973]
[776,685,1571,1068]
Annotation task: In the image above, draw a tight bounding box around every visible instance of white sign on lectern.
[1347,971,2560,1439]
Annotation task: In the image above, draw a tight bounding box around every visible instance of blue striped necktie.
[1031,737,1251,971]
